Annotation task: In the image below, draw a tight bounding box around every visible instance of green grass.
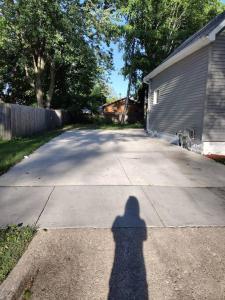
[0,225,36,284]
[0,125,75,175]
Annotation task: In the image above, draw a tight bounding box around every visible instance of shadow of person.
[108,196,148,300]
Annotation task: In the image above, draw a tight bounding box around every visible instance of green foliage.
[106,96,117,103]
[0,0,115,108]
[0,225,36,283]
[117,0,225,90]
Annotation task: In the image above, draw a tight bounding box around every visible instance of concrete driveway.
[1,128,225,228]
[1,129,225,300]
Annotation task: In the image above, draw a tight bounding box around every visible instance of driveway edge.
[0,235,40,300]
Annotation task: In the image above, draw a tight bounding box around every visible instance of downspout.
[143,78,152,133]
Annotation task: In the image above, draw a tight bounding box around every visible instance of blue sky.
[109,0,225,98]
[109,43,128,98]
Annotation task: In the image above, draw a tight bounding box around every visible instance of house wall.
[103,101,142,123]
[202,29,225,154]
[147,46,209,149]
[103,100,125,123]
[104,100,125,113]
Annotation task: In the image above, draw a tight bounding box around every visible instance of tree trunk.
[121,39,136,124]
[24,65,35,88]
[46,61,56,109]
[35,73,44,107]
[121,75,132,124]
[33,55,45,107]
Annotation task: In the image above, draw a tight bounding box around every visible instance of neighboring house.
[144,11,225,155]
[102,98,142,123]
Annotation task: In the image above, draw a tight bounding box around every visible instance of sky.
[109,0,225,99]
[109,43,128,99]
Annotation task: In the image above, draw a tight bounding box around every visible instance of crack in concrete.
[141,186,166,227]
[35,186,55,226]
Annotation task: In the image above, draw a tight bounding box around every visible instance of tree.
[0,0,116,108]
[117,0,225,91]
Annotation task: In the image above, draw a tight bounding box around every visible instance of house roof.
[144,11,225,83]
[102,97,134,107]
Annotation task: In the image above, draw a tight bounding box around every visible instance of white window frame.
[153,89,159,105]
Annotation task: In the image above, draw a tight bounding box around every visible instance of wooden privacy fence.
[0,103,71,140]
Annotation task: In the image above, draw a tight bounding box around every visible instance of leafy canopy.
[0,0,117,108]
[117,0,225,91]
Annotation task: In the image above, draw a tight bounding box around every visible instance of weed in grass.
[23,289,32,300]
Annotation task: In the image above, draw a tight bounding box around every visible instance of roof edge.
[143,19,225,83]
[102,97,131,107]
[208,19,225,41]
[143,37,210,83]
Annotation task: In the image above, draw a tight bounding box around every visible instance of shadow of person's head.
[112,195,146,229]
[124,196,140,217]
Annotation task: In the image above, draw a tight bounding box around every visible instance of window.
[153,89,159,105]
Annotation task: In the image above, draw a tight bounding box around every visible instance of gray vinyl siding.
[148,46,209,141]
[203,30,225,141]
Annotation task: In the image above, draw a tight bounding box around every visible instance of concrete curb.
[0,234,40,300]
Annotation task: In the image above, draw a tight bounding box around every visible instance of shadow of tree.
[108,196,149,300]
